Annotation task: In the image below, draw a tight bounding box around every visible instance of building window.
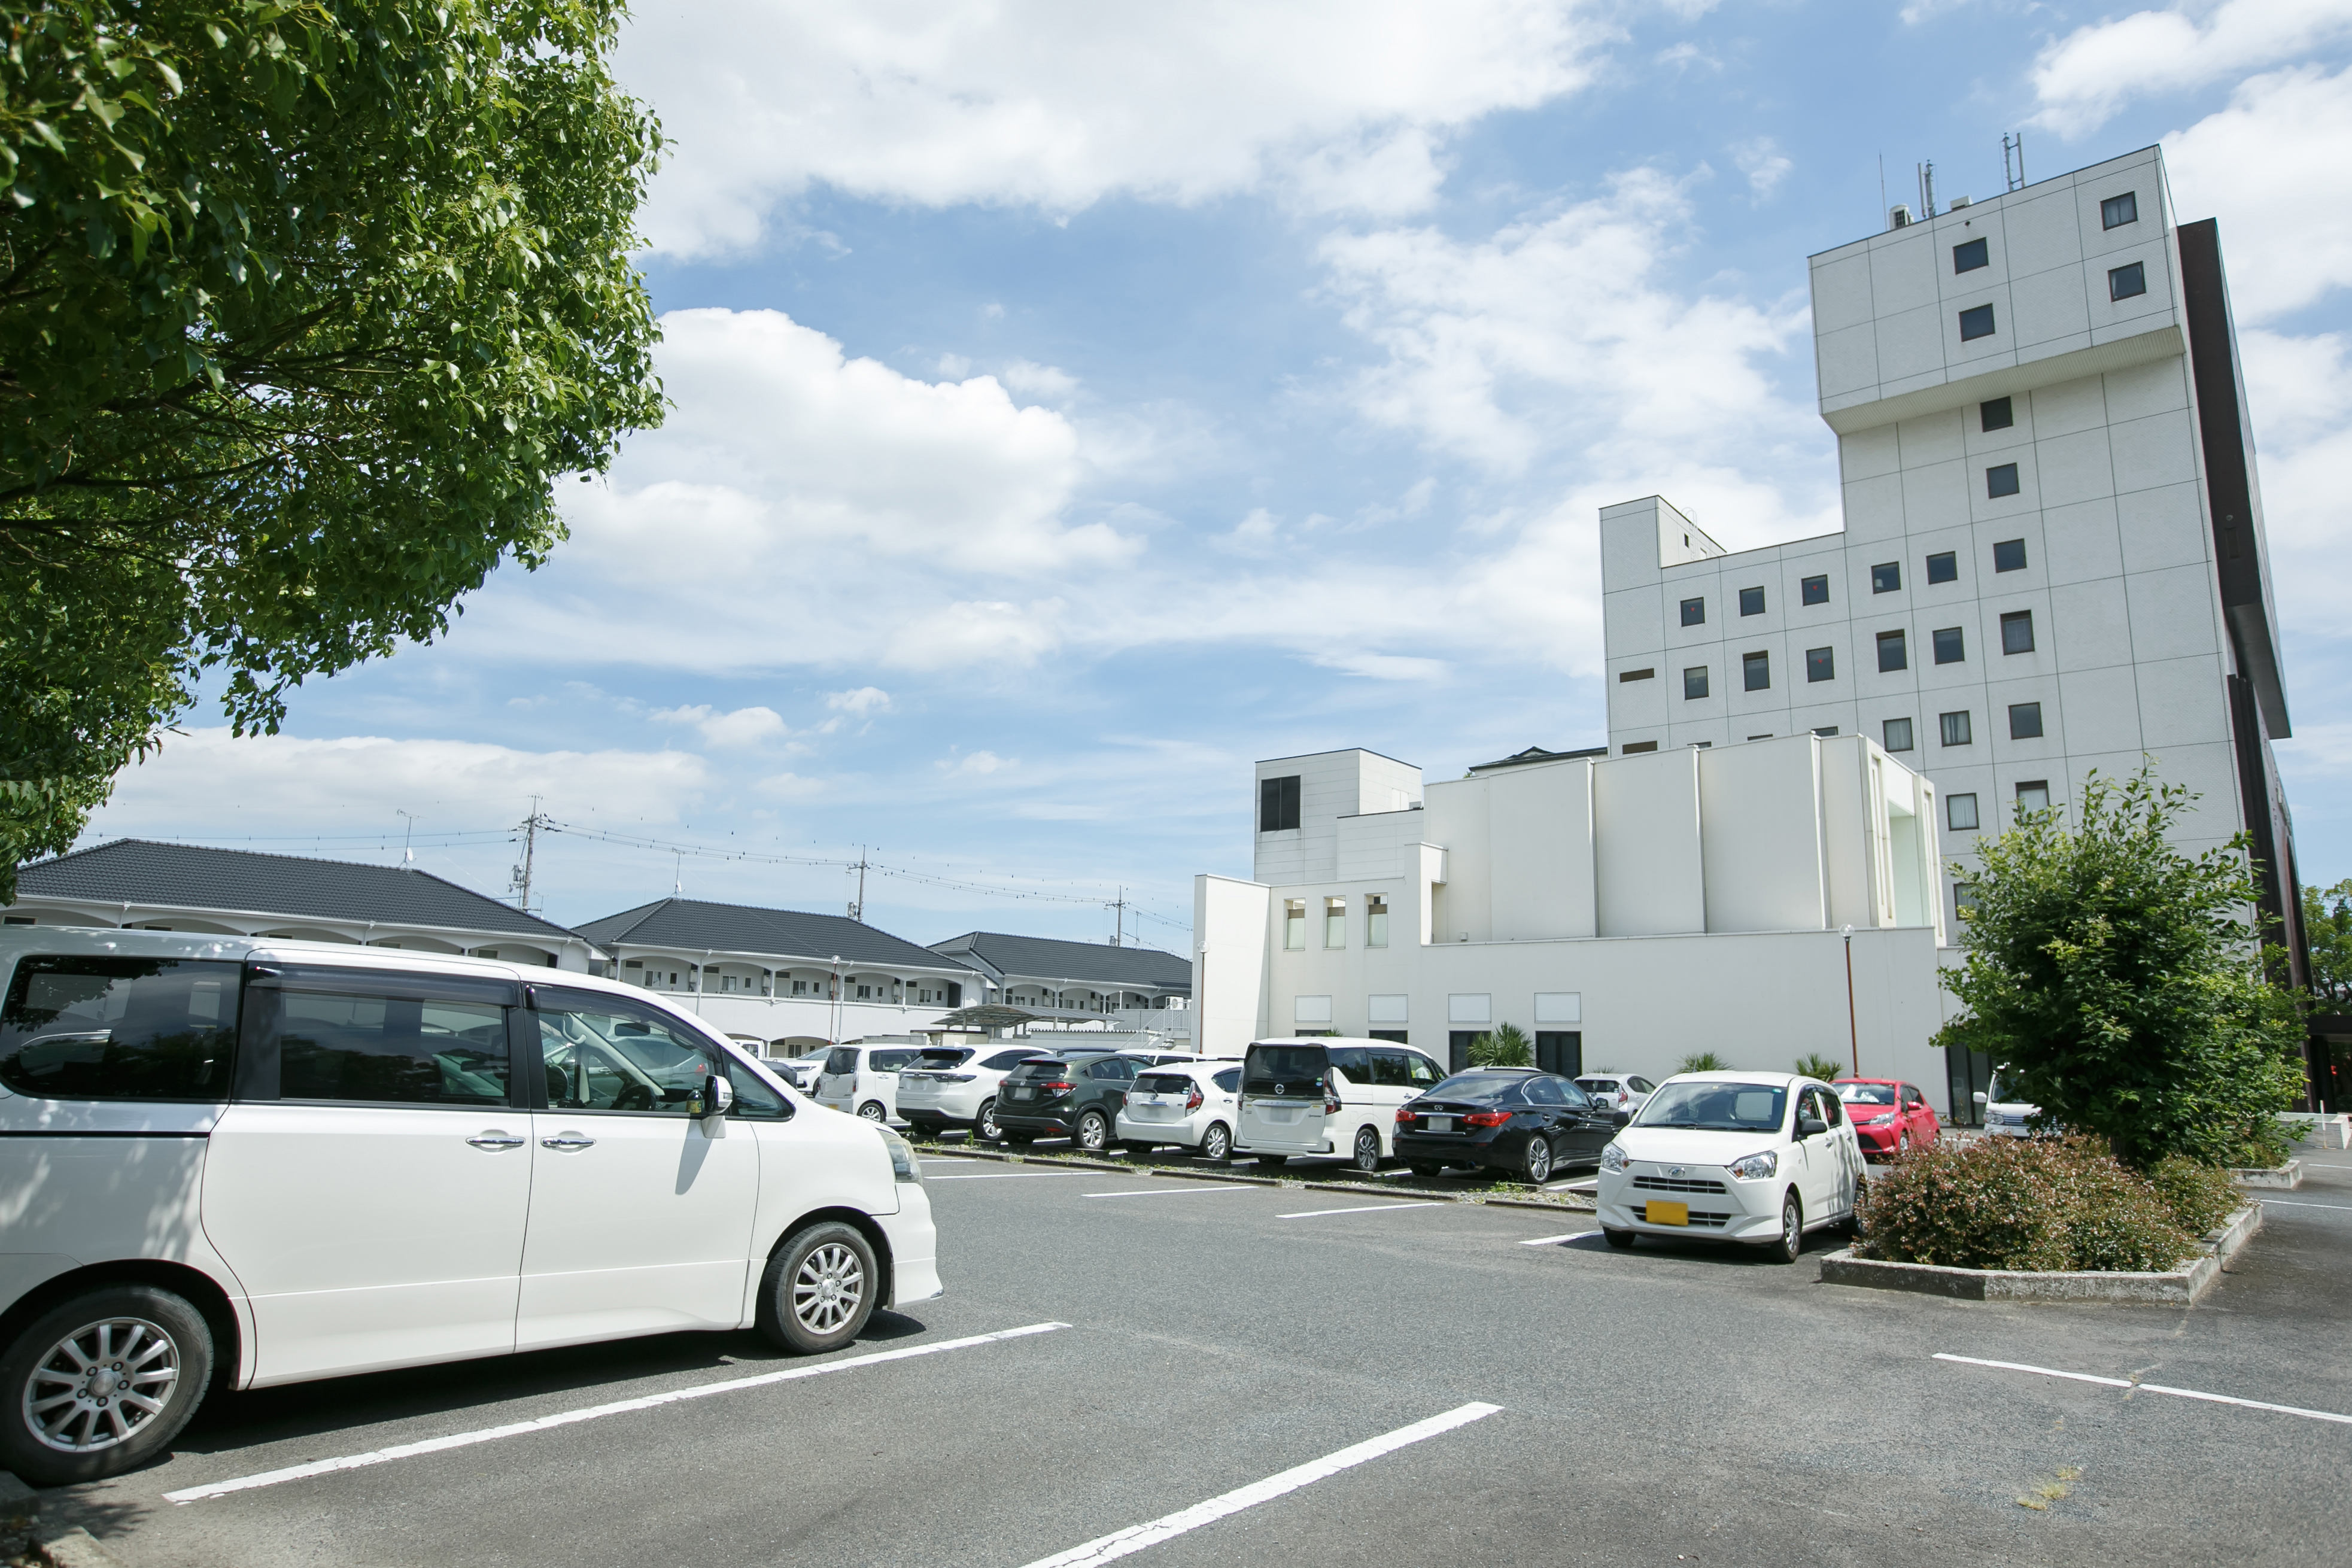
[1877,629,1908,671]
[1986,463,2020,498]
[2015,779,2050,813]
[2009,701,2044,739]
[1812,725,1840,737]
[1883,716,1914,752]
[2001,610,2035,654]
[2101,190,2138,230]
[1952,237,1989,273]
[1739,586,1765,616]
[1994,537,2028,572]
[2109,262,2147,301]
[1260,775,1301,832]
[1958,304,1996,341]
[1618,667,1654,682]
[1940,710,1973,747]
[1621,741,1659,754]
[1932,626,1965,664]
[1956,883,1980,926]
[1947,792,1979,831]
[1684,666,1709,700]
[1324,897,1347,949]
[1925,551,1958,585]
[1283,900,1305,950]
[1681,596,1706,626]
[1366,894,1389,949]
[1748,734,1773,741]
[1807,646,1836,683]
[1980,396,2013,432]
[1743,651,1770,691]
[1801,574,1830,606]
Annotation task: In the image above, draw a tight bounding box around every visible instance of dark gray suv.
[995,1050,1148,1151]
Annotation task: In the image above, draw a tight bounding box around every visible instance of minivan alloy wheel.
[23,1317,180,1453]
[1353,1126,1381,1174]
[794,1242,867,1335]
[857,1101,886,1123]
[0,1284,214,1487]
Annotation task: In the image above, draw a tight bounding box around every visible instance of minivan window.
[1328,1046,1373,1084]
[279,990,509,1106]
[1372,1049,1439,1087]
[0,956,241,1101]
[870,1050,921,1072]
[824,1046,859,1075]
[531,992,727,1115]
[1243,1044,1327,1095]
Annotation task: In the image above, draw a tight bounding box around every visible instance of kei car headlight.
[1727,1150,1778,1181]
[1600,1143,1631,1174]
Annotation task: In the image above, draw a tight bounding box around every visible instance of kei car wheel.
[758,1221,878,1356]
[1256,1154,1288,1169]
[1768,1190,1803,1264]
[1352,1127,1382,1174]
[1076,1110,1111,1153]
[976,1098,1001,1142]
[1201,1122,1232,1165]
[0,1284,214,1487]
[1603,1228,1637,1250]
[1523,1135,1554,1184]
[857,1101,887,1123]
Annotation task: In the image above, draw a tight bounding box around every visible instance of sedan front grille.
[1631,1174,1727,1195]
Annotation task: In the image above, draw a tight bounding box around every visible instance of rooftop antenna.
[2002,132,2026,193]
[395,809,420,868]
[672,850,682,896]
[1916,159,1937,220]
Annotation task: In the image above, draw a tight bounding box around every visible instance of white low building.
[1194,741,1953,1107]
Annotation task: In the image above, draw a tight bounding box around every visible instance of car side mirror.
[1972,1090,1988,1105]
[697,1074,735,1119]
[1797,1114,1828,1138]
[1609,1110,1631,1129]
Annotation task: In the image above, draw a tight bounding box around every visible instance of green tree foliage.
[0,1,665,897]
[2303,879,2352,1008]
[1935,767,2304,1169]
[1467,1023,1531,1068]
[1794,1052,1846,1082]
[1677,1050,1728,1073]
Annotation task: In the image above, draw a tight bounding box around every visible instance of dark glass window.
[1925,551,1958,584]
[1987,463,2020,498]
[1877,630,1908,672]
[1940,710,1973,747]
[1952,237,1989,273]
[1993,538,2027,572]
[1872,561,1901,594]
[1680,597,1706,627]
[1621,741,1658,754]
[1883,717,1914,752]
[2101,191,2138,230]
[1959,304,1996,341]
[1743,651,1770,691]
[2015,780,2050,812]
[0,956,241,1101]
[1618,667,1654,682]
[2009,701,2044,739]
[1812,725,1840,737]
[1214,1068,1241,1092]
[1684,666,1709,700]
[1947,792,1979,831]
[2109,262,2147,300]
[1739,586,1765,616]
[2001,610,2035,654]
[1932,627,1965,664]
[1980,396,2014,432]
[1327,1047,1373,1084]
[1259,774,1300,832]
[285,989,510,1107]
[1807,646,1835,683]
[1801,575,1829,606]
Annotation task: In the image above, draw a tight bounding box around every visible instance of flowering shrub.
[2144,1156,2241,1238]
[1858,1137,2211,1272]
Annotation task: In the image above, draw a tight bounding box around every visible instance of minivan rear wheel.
[1352,1127,1382,1174]
[857,1101,887,1123]
[0,1284,213,1486]
[1256,1153,1288,1169]
[758,1221,878,1355]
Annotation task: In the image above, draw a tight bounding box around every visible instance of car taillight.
[1395,1107,1416,1126]
[1463,1109,1511,1128]
[1186,1084,1204,1111]
[1324,1086,1342,1114]
[1042,1080,1074,1094]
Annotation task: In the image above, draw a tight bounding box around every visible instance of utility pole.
[509,796,548,913]
[1842,924,1860,1077]
[1108,886,1126,946]
[396,809,421,868]
[847,847,868,922]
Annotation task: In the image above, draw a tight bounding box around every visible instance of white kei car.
[816,1042,928,1124]
[1116,1059,1243,1162]
[894,1044,1047,1142]
[1594,1071,1865,1263]
[0,929,940,1487]
[1575,1074,1657,1114]
[1975,1070,2046,1137]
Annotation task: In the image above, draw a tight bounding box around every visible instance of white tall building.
[1599,147,2309,1039]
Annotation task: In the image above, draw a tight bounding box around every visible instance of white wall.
[1195,873,1273,1056]
[1592,748,1705,937]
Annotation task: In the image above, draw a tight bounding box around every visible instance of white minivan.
[0,930,941,1486]
[816,1041,926,1124]
[1234,1038,1444,1173]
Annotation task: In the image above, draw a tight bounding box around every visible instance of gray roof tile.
[576,898,975,973]
[927,931,1190,990]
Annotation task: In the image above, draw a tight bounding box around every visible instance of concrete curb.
[38,1526,128,1568]
[914,1141,1595,1212]
[1817,1204,2264,1304]
[2231,1159,2303,1190]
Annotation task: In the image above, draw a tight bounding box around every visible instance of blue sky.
[83,0,2352,947]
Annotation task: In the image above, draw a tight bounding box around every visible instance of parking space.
[35,1151,2352,1567]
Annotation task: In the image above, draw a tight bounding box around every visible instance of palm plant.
[1795,1053,1847,1081]
[1470,1023,1534,1068]
[1678,1050,1730,1073]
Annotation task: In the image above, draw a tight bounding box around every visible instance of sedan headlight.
[1727,1150,1778,1181]
[1600,1143,1631,1174]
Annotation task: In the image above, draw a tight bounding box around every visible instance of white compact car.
[1235,1038,1445,1173]
[1594,1072,1864,1262]
[816,1043,926,1123]
[776,1050,832,1092]
[0,929,941,1487]
[1575,1074,1657,1114]
[1116,1059,1242,1162]
[1976,1070,2045,1137]
[894,1044,1044,1142]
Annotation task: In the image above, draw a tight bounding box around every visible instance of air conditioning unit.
[1888,204,1915,228]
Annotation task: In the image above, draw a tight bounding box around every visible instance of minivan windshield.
[1242,1044,1327,1097]
[1634,1081,1788,1132]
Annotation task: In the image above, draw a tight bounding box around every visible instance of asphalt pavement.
[31,1142,2352,1567]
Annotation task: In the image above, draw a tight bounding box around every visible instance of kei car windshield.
[1634,1081,1788,1132]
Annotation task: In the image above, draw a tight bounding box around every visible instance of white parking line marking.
[1081,1186,1251,1199]
[1277,1202,1443,1220]
[1934,1354,2352,1427]
[928,1171,1087,1180]
[2257,1198,2352,1212]
[164,1322,1073,1505]
[1016,1402,1503,1568]
[1520,1230,1601,1246]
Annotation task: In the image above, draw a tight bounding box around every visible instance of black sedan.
[1393,1068,1627,1184]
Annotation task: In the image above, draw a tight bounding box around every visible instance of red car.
[1834,1078,1940,1161]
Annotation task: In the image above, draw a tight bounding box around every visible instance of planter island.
[1818,1204,2265,1305]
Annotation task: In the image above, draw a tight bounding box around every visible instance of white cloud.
[1732,137,1791,199]
[2241,326,2352,634]
[652,703,788,747]
[825,687,892,717]
[941,749,1014,775]
[2029,0,2352,138]
[2165,65,2352,321]
[999,360,1081,399]
[617,0,1618,256]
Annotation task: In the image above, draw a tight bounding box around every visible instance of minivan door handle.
[540,1134,597,1151]
[467,1132,526,1149]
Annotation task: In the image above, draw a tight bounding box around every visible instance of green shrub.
[1794,1053,1846,1081]
[2228,1117,2294,1171]
[1678,1050,1729,1073]
[2145,1156,2240,1238]
[1470,1023,1532,1068]
[1858,1136,2195,1272]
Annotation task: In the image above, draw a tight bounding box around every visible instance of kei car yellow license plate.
[1645,1199,1689,1226]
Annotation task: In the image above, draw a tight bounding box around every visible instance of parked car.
[1116,1059,1244,1162]
[994,1050,1150,1151]
[0,929,940,1487]
[1575,1074,1657,1114]
[776,1050,832,1092]
[1393,1068,1625,1183]
[1976,1069,2046,1137]
[1833,1078,1940,1160]
[816,1042,927,1123]
[1594,1072,1865,1263]
[895,1044,1044,1142]
[1234,1038,1445,1173]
